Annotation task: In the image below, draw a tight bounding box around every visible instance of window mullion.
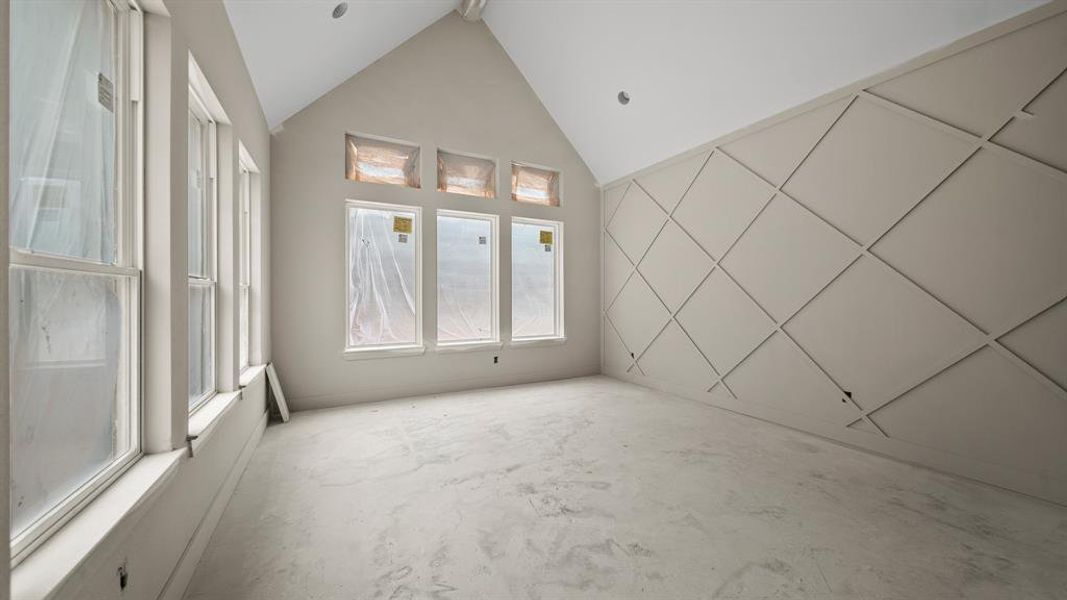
[10,248,140,278]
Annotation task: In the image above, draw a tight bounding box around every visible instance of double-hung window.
[345,200,422,355]
[9,0,142,558]
[437,211,498,345]
[188,91,217,410]
[238,158,253,371]
[511,218,564,340]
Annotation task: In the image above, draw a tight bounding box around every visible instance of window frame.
[237,149,255,372]
[435,209,500,348]
[510,216,565,343]
[343,199,424,359]
[511,161,562,207]
[436,149,498,199]
[187,88,218,413]
[8,0,144,563]
[344,133,422,189]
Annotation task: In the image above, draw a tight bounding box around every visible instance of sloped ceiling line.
[485,0,1048,183]
[225,1,1047,183]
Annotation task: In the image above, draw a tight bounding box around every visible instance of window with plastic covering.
[511,163,561,207]
[9,0,141,557]
[437,211,498,345]
[346,201,422,351]
[511,218,564,340]
[345,134,421,188]
[188,92,217,412]
[238,163,252,370]
[437,150,496,198]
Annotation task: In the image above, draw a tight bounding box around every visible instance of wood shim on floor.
[266,363,290,422]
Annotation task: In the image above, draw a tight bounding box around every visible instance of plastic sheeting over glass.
[189,284,215,408]
[239,287,251,368]
[345,135,421,188]
[512,220,561,338]
[438,215,494,343]
[188,109,209,278]
[9,267,129,538]
[188,99,214,408]
[238,168,252,369]
[10,0,117,263]
[512,163,560,207]
[437,150,496,198]
[347,204,419,348]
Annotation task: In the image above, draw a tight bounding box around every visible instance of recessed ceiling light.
[332,2,348,19]
[617,91,630,106]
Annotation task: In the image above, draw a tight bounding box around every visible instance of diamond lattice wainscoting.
[601,9,1067,505]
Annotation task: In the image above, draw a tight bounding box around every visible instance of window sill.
[508,336,566,348]
[11,449,185,600]
[188,390,242,456]
[435,341,502,354]
[342,345,426,361]
[240,363,267,388]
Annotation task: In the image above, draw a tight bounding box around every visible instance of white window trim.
[237,144,257,374]
[507,336,567,348]
[8,0,145,565]
[341,345,428,361]
[238,169,251,371]
[187,88,218,414]
[343,199,424,356]
[435,340,504,354]
[511,216,565,342]
[11,448,184,599]
[436,208,500,346]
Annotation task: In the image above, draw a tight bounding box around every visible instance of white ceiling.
[225,0,1046,184]
[223,0,455,129]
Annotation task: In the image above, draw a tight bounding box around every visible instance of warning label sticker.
[539,230,553,245]
[393,216,413,234]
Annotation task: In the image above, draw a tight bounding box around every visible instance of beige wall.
[603,5,1067,505]
[271,13,601,410]
[10,0,272,597]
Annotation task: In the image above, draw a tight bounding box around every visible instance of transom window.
[345,134,421,189]
[437,150,496,198]
[511,163,561,207]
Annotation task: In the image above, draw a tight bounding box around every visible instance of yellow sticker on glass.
[539,230,553,245]
[393,216,413,234]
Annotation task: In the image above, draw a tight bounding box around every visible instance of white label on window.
[398,233,408,244]
[478,236,487,245]
[98,73,114,112]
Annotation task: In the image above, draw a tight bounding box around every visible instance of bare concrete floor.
[185,376,1067,599]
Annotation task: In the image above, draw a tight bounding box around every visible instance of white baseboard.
[158,412,268,600]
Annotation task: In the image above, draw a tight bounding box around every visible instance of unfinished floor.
[184,376,1067,600]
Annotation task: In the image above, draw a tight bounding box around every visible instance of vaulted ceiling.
[224,0,1046,183]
